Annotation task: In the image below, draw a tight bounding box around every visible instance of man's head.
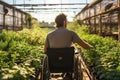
[55,13,67,28]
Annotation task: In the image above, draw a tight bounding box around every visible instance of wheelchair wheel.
[41,55,50,80]
[74,56,83,80]
[34,68,42,80]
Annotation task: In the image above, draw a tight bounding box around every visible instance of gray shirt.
[45,28,81,48]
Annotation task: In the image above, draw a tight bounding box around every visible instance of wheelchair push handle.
[74,48,82,54]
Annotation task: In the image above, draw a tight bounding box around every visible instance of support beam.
[94,6,96,33]
[109,14,112,35]
[118,0,120,41]
[25,10,80,13]
[118,0,120,6]
[118,11,120,41]
[99,15,102,35]
[18,7,83,10]
[12,3,87,6]
[3,5,6,29]
[99,2,102,35]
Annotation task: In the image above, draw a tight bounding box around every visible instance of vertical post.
[119,0,120,6]
[94,6,96,33]
[13,8,15,31]
[118,0,120,41]
[99,15,102,35]
[21,13,23,30]
[89,8,92,33]
[88,19,91,33]
[109,14,112,35]
[118,0,120,6]
[3,5,6,30]
[24,0,25,10]
[118,10,120,42]
[99,2,102,35]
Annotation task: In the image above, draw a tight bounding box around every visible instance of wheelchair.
[40,47,83,80]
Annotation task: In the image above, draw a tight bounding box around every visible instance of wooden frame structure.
[0,1,28,32]
[75,0,120,41]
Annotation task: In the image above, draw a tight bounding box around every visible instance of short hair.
[55,13,67,28]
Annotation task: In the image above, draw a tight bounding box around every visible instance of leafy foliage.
[68,22,120,80]
[0,26,48,80]
[0,21,120,80]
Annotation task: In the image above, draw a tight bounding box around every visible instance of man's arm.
[72,31,93,49]
[77,39,93,49]
[44,35,49,53]
[44,45,48,53]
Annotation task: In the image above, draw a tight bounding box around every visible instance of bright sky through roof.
[3,0,93,23]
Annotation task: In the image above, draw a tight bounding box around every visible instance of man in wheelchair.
[42,13,93,80]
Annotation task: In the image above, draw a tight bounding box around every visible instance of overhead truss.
[12,3,87,6]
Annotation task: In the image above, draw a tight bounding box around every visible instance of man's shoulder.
[47,29,56,36]
[67,29,76,34]
[48,30,55,34]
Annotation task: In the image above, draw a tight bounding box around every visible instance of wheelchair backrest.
[46,47,74,73]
